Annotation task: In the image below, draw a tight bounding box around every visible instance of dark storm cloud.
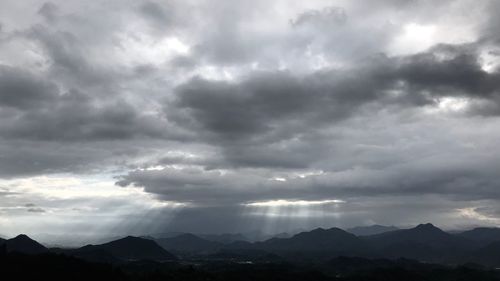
[117,144,500,206]
[3,0,500,233]
[0,67,166,141]
[0,65,58,109]
[25,25,115,87]
[2,91,165,141]
[168,42,500,147]
[394,44,500,98]
[169,65,393,142]
[124,40,500,206]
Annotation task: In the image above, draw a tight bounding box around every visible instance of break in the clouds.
[1,0,500,238]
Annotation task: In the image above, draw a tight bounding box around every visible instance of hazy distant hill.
[199,233,249,243]
[9,224,500,267]
[2,234,48,254]
[365,223,470,262]
[156,233,221,255]
[67,236,176,262]
[457,227,500,247]
[253,227,371,259]
[347,225,399,236]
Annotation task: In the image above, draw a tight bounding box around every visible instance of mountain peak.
[414,223,440,231]
[13,234,32,240]
[5,234,48,254]
[123,235,140,240]
[84,235,177,261]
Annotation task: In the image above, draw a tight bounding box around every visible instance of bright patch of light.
[116,34,190,66]
[193,65,236,81]
[150,200,189,208]
[271,177,287,182]
[295,170,324,179]
[245,199,345,207]
[457,207,500,225]
[243,198,345,234]
[389,23,436,55]
[437,97,469,111]
[250,209,340,218]
[144,165,166,171]
[0,175,188,240]
[3,175,142,199]
[424,97,469,115]
[479,48,500,73]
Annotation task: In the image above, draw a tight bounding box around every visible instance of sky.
[1,0,500,242]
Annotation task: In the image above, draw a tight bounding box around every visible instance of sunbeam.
[242,199,345,235]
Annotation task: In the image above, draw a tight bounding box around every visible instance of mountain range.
[346,225,399,236]
[4,223,500,267]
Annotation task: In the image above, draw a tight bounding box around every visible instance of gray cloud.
[38,2,59,23]
[2,0,500,235]
[27,207,45,213]
[164,42,500,169]
[138,1,173,29]
[0,65,58,109]
[291,7,347,28]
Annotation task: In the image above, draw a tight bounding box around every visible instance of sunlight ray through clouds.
[0,175,186,241]
[242,199,345,234]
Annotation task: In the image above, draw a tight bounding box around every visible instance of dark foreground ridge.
[2,250,500,281]
[4,223,500,280]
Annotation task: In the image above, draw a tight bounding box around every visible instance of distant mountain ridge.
[347,225,399,236]
[156,233,222,256]
[457,227,500,246]
[7,224,500,267]
[365,223,475,263]
[256,227,369,253]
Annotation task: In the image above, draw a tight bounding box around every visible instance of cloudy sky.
[1,0,500,241]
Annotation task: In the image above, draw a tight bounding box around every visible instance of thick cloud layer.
[1,0,500,236]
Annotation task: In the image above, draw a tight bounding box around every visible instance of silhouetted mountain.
[156,233,221,255]
[253,227,371,259]
[457,227,500,247]
[69,236,176,262]
[2,234,48,254]
[366,223,470,262]
[63,245,122,264]
[347,225,399,236]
